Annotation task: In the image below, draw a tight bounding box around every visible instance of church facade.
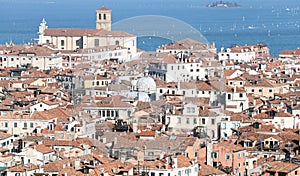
[38,7,137,57]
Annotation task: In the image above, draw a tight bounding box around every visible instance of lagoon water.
[0,0,299,55]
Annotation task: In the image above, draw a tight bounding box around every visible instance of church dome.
[137,76,156,93]
[138,92,151,102]
[127,91,138,99]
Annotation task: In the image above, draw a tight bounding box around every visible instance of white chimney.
[75,158,80,169]
[206,140,213,166]
[173,157,178,168]
[114,136,117,145]
[102,138,106,144]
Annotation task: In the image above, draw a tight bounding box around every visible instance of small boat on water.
[248,25,256,29]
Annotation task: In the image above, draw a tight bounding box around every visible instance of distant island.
[207,1,240,7]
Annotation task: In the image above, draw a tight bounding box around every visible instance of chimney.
[102,138,106,144]
[165,157,169,169]
[137,150,144,162]
[75,158,80,170]
[206,140,213,166]
[172,157,178,168]
[114,136,117,145]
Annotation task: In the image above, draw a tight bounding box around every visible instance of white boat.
[248,25,256,29]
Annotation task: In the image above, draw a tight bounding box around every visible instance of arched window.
[240,102,244,111]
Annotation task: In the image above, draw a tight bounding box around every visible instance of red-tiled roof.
[44,28,134,37]
[35,144,54,154]
[199,164,226,176]
[276,110,293,117]
[0,132,12,140]
[137,130,155,137]
[31,107,71,121]
[96,6,111,11]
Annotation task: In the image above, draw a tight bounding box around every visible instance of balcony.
[113,119,131,132]
[256,142,280,151]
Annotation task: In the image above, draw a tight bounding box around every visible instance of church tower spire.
[38,18,48,44]
[96,6,112,31]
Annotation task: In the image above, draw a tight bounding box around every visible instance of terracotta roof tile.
[253,112,270,119]
[0,44,59,56]
[137,130,156,137]
[96,6,111,11]
[31,107,71,122]
[0,132,12,139]
[199,164,226,176]
[266,161,300,173]
[6,163,38,172]
[214,141,245,152]
[44,28,134,37]
[35,144,54,154]
[94,95,133,108]
[276,110,293,117]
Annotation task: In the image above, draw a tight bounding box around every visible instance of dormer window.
[102,101,111,105]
